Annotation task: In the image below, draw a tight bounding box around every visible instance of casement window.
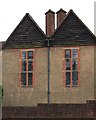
[63,48,80,87]
[19,50,34,87]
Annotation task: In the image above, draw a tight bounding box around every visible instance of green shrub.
[0,86,3,106]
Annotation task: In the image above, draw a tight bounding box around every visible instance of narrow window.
[66,72,70,86]
[20,50,34,87]
[21,73,26,85]
[63,48,80,87]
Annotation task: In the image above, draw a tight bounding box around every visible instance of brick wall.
[2,100,96,119]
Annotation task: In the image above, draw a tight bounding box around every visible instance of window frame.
[62,48,80,87]
[19,49,35,87]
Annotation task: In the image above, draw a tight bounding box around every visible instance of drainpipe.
[47,38,50,104]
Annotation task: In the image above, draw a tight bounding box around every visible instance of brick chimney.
[45,9,55,37]
[56,8,67,28]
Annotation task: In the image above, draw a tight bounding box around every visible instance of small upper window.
[22,51,26,59]
[65,49,71,58]
[28,51,33,59]
[72,49,78,58]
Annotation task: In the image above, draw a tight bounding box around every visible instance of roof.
[3,13,46,49]
[2,9,96,49]
[51,9,96,46]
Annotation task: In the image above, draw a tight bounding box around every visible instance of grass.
[0,86,3,106]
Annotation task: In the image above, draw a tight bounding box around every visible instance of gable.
[51,10,96,46]
[3,13,46,49]
[2,10,96,49]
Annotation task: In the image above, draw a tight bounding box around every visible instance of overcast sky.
[0,0,95,41]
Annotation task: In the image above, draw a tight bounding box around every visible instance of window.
[20,50,34,87]
[63,48,80,87]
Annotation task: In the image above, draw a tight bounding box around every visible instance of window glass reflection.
[22,51,26,59]
[28,61,33,71]
[66,59,70,70]
[21,73,26,85]
[72,72,78,86]
[72,49,78,58]
[22,61,26,71]
[65,50,71,58]
[72,59,78,70]
[28,51,33,59]
[66,72,70,86]
[28,73,32,85]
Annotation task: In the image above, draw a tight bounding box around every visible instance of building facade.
[2,9,96,118]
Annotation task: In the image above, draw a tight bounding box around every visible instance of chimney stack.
[45,9,55,37]
[56,8,67,28]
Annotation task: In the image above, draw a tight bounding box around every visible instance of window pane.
[72,49,78,58]
[22,51,26,59]
[72,72,78,86]
[28,61,33,71]
[28,73,32,85]
[28,51,33,59]
[65,50,71,58]
[22,61,26,71]
[66,59,70,70]
[72,59,78,70]
[66,72,70,86]
[21,73,26,85]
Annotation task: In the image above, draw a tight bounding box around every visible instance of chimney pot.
[56,8,67,28]
[45,9,55,37]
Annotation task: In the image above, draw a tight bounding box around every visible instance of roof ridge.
[26,13,46,37]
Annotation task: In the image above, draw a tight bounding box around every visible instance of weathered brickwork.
[2,100,96,119]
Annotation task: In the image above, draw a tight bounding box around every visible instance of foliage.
[0,86,3,106]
